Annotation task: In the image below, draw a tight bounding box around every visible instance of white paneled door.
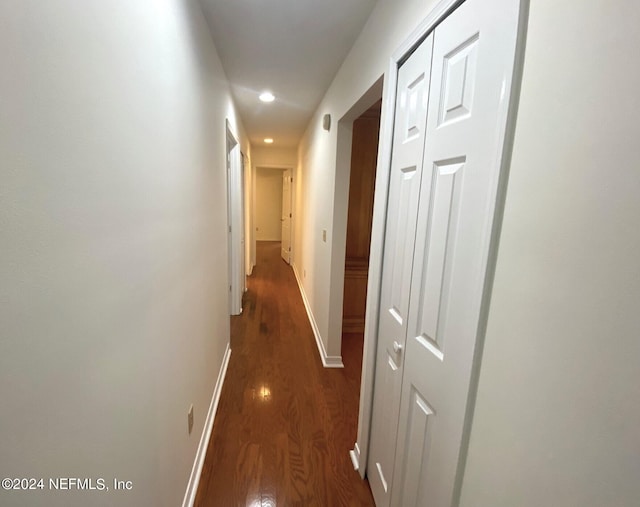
[367,0,521,505]
[281,169,292,264]
[367,35,435,507]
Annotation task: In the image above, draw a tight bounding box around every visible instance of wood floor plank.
[194,241,374,506]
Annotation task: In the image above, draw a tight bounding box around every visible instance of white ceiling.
[199,0,378,148]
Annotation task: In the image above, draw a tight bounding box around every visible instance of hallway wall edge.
[292,264,344,368]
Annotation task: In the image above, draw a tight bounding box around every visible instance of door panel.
[390,0,520,505]
[396,386,434,507]
[281,169,292,263]
[415,157,466,359]
[367,35,434,507]
[438,34,479,127]
[388,164,419,323]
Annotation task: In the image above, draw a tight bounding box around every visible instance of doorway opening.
[226,121,245,315]
[254,166,293,267]
[341,100,382,376]
[320,78,384,472]
[326,77,384,367]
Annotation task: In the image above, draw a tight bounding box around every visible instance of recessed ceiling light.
[264,138,274,144]
[259,91,275,103]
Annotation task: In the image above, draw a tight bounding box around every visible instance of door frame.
[243,151,254,279]
[226,120,245,315]
[252,164,296,267]
[351,0,529,488]
[280,168,293,264]
[321,78,384,369]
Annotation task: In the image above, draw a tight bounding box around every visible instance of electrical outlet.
[322,229,327,242]
[188,404,194,435]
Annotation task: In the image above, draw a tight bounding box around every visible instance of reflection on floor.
[195,241,374,506]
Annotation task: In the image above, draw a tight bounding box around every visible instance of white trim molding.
[182,343,232,507]
[227,120,244,316]
[292,264,344,368]
[349,442,361,471]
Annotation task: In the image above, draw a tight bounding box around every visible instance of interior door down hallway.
[281,168,292,264]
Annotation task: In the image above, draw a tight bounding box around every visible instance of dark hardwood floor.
[195,241,374,507]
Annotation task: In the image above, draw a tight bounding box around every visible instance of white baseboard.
[349,442,361,471]
[182,343,232,507]
[292,264,344,368]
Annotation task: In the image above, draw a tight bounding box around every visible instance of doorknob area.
[393,341,403,353]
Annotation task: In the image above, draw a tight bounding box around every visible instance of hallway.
[195,242,374,506]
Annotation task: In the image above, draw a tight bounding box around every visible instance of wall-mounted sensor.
[322,114,331,131]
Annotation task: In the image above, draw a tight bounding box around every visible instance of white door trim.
[226,120,244,315]
[325,78,384,368]
[353,0,529,490]
[243,152,254,278]
[281,168,293,264]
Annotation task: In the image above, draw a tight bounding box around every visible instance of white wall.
[0,1,247,506]
[295,0,440,358]
[458,2,640,505]
[252,146,297,168]
[255,168,284,241]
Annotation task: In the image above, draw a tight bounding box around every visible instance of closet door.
[366,35,434,507]
[389,0,521,505]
